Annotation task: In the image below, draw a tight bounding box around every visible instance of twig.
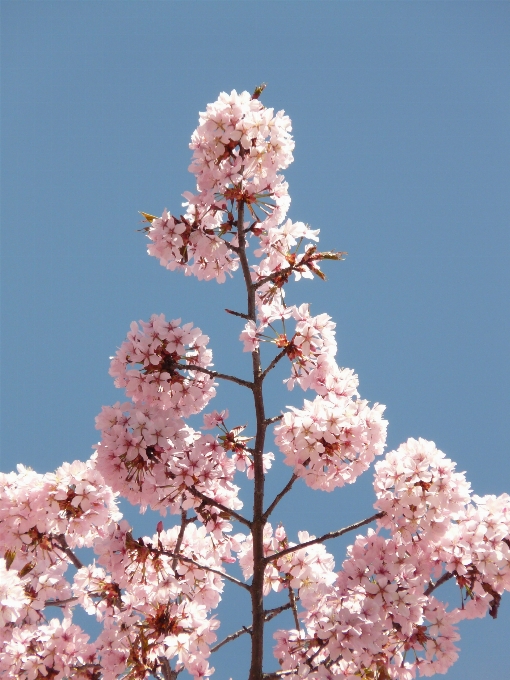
[262,671,297,679]
[263,473,298,520]
[424,571,455,596]
[261,348,288,381]
[172,507,190,573]
[44,596,78,608]
[54,534,84,569]
[264,415,283,425]
[156,548,251,592]
[159,657,181,680]
[226,308,250,320]
[264,512,385,564]
[264,601,296,621]
[253,265,294,290]
[211,602,294,653]
[189,486,252,528]
[287,582,300,630]
[210,625,252,653]
[223,241,240,254]
[176,363,253,389]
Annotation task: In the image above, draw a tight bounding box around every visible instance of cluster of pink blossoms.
[109,314,216,416]
[147,89,294,282]
[0,462,120,677]
[1,88,508,680]
[270,439,510,680]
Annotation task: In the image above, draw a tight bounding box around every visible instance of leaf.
[230,424,248,437]
[4,549,16,570]
[19,561,36,578]
[139,212,157,223]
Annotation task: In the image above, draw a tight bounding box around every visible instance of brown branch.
[235,196,269,680]
[211,602,294,653]
[264,512,385,564]
[253,249,345,291]
[222,240,240,254]
[54,534,84,569]
[172,507,191,573]
[44,596,78,608]
[261,348,288,381]
[159,657,181,680]
[253,265,294,290]
[188,485,252,528]
[264,415,283,425]
[287,582,300,630]
[176,363,253,389]
[156,548,251,592]
[424,571,455,596]
[210,625,252,654]
[71,663,102,674]
[263,473,298,520]
[226,308,250,320]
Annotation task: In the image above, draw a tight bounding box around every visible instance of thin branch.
[263,473,298,520]
[159,657,181,680]
[44,596,78,608]
[71,663,102,674]
[211,602,294,653]
[225,308,250,320]
[54,534,84,569]
[157,548,251,592]
[210,626,252,653]
[263,601,296,622]
[424,571,455,596]
[189,485,252,528]
[253,265,294,290]
[324,653,343,670]
[287,583,300,630]
[172,507,190,573]
[176,363,253,389]
[264,512,385,564]
[261,348,288,381]
[222,240,240,254]
[264,415,283,426]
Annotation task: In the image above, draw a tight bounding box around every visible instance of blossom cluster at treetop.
[1,87,508,680]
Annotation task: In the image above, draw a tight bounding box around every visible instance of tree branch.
[211,602,294,653]
[263,473,298,521]
[264,415,283,426]
[157,549,251,592]
[54,534,84,569]
[172,507,191,573]
[261,348,288,381]
[264,512,385,564]
[159,657,181,680]
[424,571,455,596]
[287,582,300,630]
[188,486,252,528]
[253,265,294,290]
[237,195,268,680]
[44,596,78,608]
[176,364,253,389]
[225,308,250,320]
[222,240,240,254]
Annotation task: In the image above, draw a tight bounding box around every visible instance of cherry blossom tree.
[1,86,509,680]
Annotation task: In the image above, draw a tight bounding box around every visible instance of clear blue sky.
[1,1,509,678]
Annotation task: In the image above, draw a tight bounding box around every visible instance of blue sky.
[1,1,509,678]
